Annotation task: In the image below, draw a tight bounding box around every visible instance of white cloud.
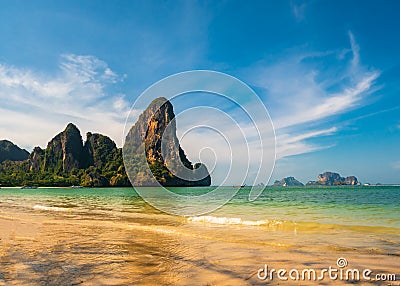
[392,161,400,170]
[247,31,380,159]
[175,105,275,185]
[0,54,129,150]
[348,31,360,69]
[291,0,308,21]
[276,127,337,159]
[272,72,378,129]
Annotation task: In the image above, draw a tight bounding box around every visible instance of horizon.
[0,1,399,184]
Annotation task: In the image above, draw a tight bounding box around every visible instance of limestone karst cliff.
[0,98,211,187]
[124,97,211,186]
[0,140,29,164]
[43,123,84,173]
[0,124,127,187]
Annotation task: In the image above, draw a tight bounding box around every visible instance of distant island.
[273,177,304,187]
[0,97,211,187]
[273,172,359,187]
[307,171,358,186]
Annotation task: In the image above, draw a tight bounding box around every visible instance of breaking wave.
[33,205,71,212]
[187,215,284,227]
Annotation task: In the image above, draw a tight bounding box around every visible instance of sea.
[1,186,399,229]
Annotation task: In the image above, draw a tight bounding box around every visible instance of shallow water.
[0,186,399,285]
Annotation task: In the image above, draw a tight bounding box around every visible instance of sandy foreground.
[0,207,399,286]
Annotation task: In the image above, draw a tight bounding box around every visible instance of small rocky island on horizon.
[0,97,211,187]
[273,177,304,187]
[273,172,359,187]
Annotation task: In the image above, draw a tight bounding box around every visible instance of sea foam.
[33,205,71,212]
[187,215,274,226]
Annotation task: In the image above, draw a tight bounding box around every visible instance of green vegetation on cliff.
[0,140,29,164]
[0,124,129,187]
[0,98,211,187]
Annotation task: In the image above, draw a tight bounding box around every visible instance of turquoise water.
[1,186,399,229]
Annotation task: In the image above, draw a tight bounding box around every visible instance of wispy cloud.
[247,31,380,159]
[0,54,129,150]
[392,161,400,170]
[348,31,360,69]
[291,0,308,21]
[276,127,337,159]
[272,73,378,130]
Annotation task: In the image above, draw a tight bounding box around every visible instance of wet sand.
[0,205,399,286]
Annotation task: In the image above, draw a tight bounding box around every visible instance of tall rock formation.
[29,147,44,172]
[0,124,116,187]
[82,132,119,169]
[0,140,29,163]
[43,123,84,173]
[124,97,211,186]
[81,132,128,187]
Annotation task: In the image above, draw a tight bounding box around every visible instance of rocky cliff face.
[82,132,119,169]
[43,123,83,173]
[0,140,29,163]
[273,176,304,187]
[124,97,211,186]
[80,132,128,187]
[29,147,44,172]
[345,176,358,185]
[8,123,128,187]
[318,172,344,185]
[307,172,358,186]
[1,97,211,187]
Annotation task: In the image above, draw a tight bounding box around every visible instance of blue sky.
[0,0,399,184]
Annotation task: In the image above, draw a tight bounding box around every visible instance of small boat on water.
[70,185,83,188]
[21,185,38,189]
[233,184,247,189]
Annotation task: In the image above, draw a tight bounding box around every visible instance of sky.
[0,0,399,184]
